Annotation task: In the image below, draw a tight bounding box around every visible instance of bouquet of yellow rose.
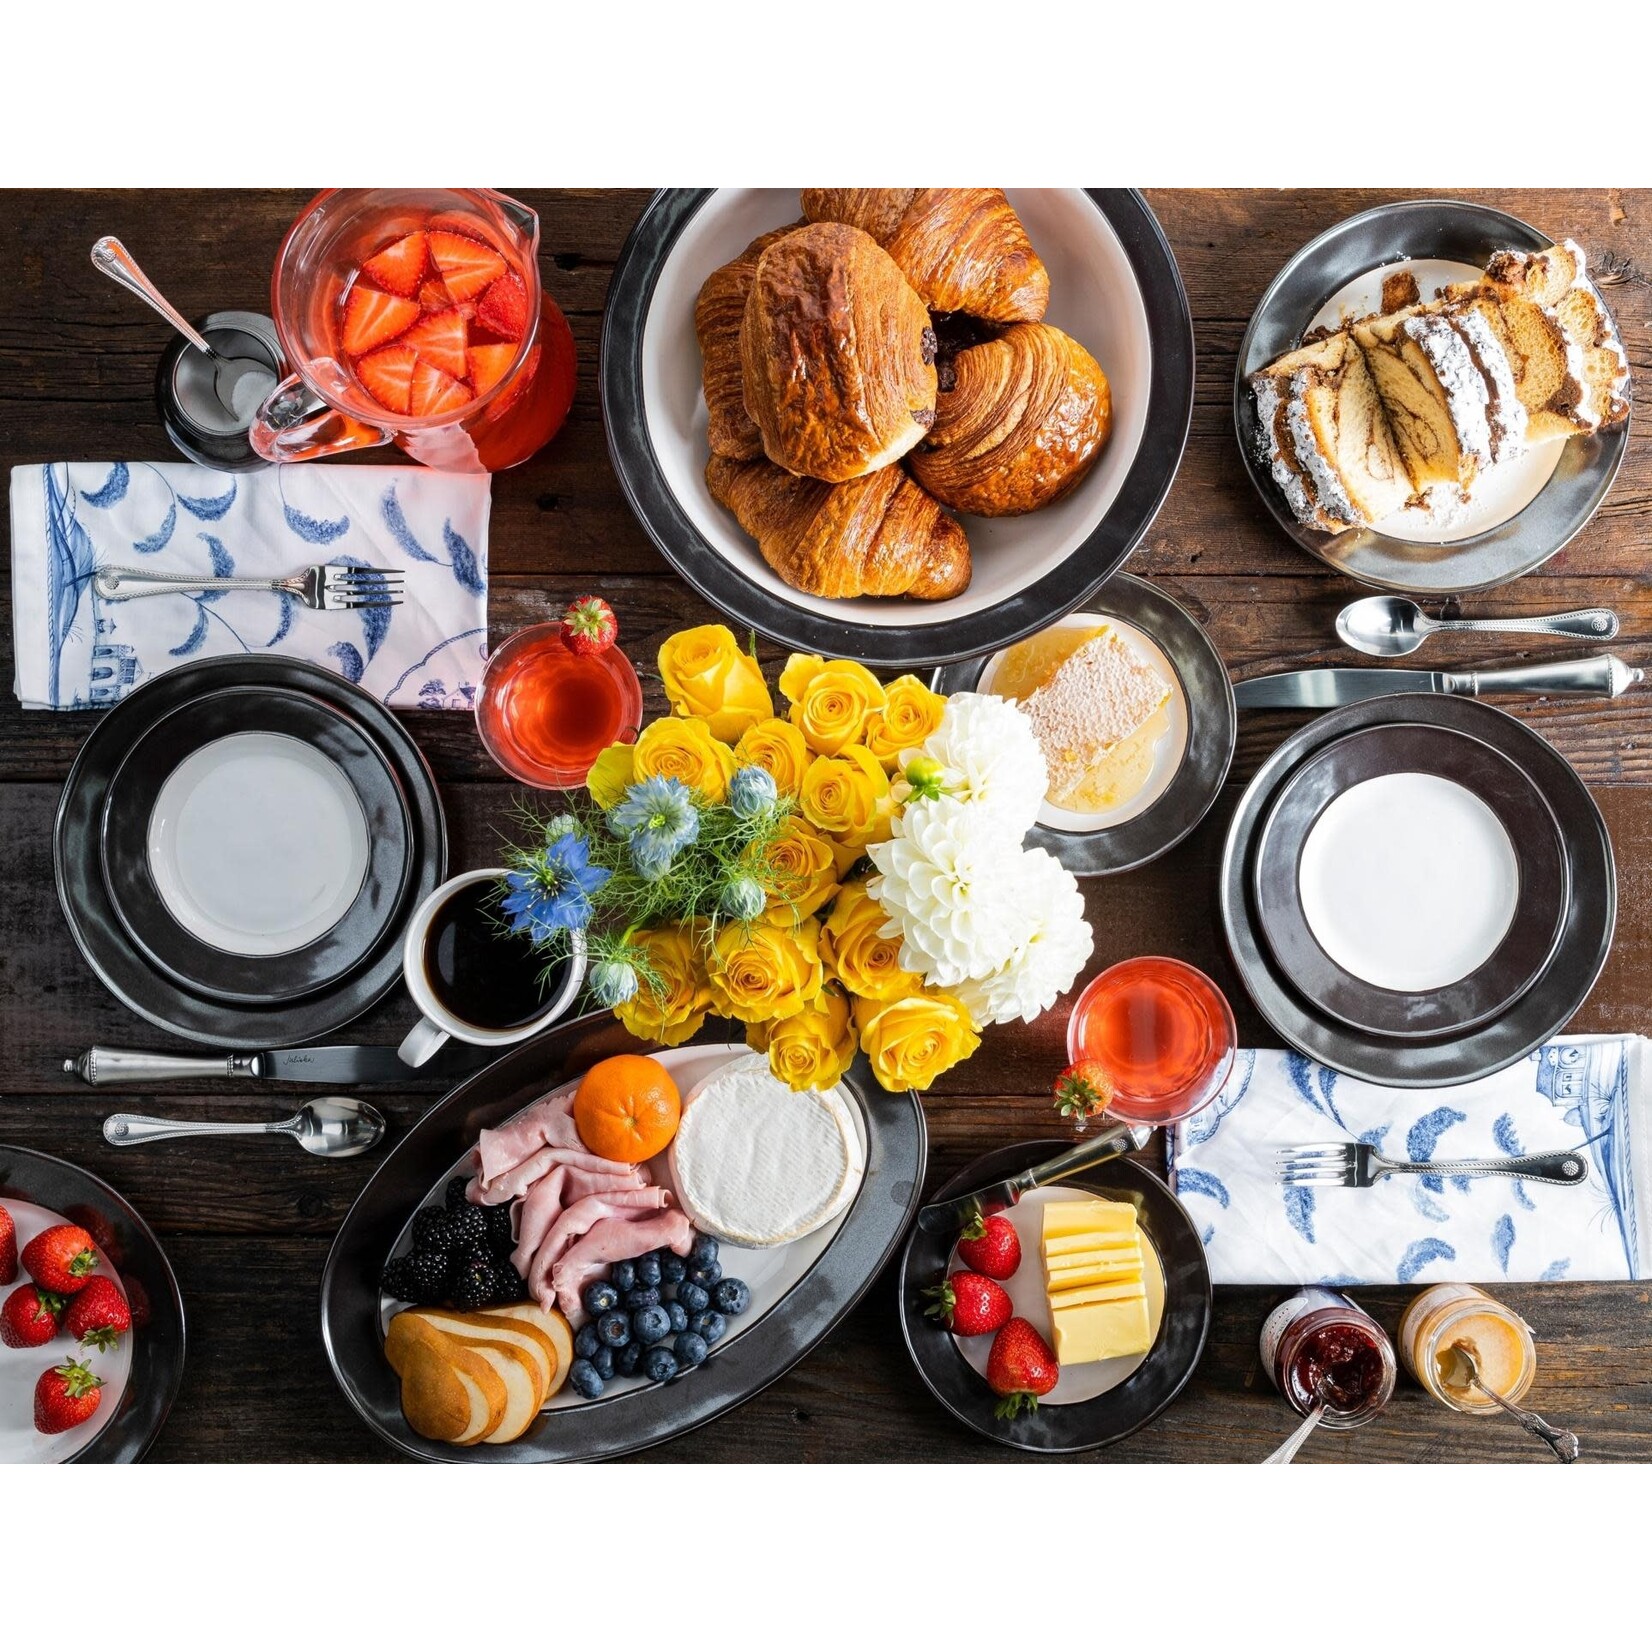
[501,624,1093,1093]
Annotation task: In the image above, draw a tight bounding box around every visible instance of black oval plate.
[931,574,1235,876]
[1221,694,1615,1087]
[319,1012,927,1462]
[1234,198,1629,595]
[55,656,445,1049]
[0,1146,185,1463]
[1252,721,1569,1040]
[898,1146,1210,1453]
[100,684,413,1005]
[601,189,1194,669]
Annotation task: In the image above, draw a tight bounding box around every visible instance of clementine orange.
[573,1054,682,1164]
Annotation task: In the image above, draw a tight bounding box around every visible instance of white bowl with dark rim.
[602,190,1194,669]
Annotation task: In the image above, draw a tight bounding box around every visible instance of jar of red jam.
[1260,1288,1396,1429]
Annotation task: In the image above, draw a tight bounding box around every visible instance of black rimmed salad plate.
[898,1146,1210,1454]
[320,1015,927,1462]
[55,656,445,1049]
[0,1146,184,1463]
[1235,198,1629,596]
[930,574,1234,876]
[601,189,1194,669]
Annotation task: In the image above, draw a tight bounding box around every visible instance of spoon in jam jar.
[1262,1377,1329,1465]
[1439,1344,1580,1462]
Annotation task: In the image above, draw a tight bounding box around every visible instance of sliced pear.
[467,1342,544,1444]
[388,1330,504,1444]
[409,1309,555,1398]
[481,1303,574,1399]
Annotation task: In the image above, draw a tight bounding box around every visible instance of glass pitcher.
[249,188,576,473]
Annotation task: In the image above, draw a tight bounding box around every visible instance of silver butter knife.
[1234,653,1643,710]
[916,1122,1154,1234]
[65,1043,489,1087]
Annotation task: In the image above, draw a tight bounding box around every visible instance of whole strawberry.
[560,596,617,656]
[22,1223,98,1295]
[64,1276,132,1351]
[34,1358,104,1435]
[1,1283,65,1348]
[923,1271,1012,1337]
[986,1317,1060,1419]
[956,1208,1021,1281]
[0,1204,15,1284]
[1054,1059,1116,1123]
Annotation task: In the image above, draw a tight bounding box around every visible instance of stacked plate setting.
[55,657,447,1048]
[1221,694,1615,1087]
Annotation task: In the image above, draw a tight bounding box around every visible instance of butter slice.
[1042,1198,1138,1240]
[1051,1294,1155,1364]
[1046,1248,1142,1295]
[1050,1279,1148,1313]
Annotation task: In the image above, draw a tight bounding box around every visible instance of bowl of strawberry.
[0,1147,184,1463]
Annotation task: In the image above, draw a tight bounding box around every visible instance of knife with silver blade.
[1233,652,1642,710]
[64,1042,491,1087]
[916,1122,1155,1234]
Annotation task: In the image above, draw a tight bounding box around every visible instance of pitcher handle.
[249,371,393,463]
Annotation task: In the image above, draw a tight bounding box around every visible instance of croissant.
[908,323,1111,516]
[801,189,1049,325]
[739,222,938,483]
[694,224,802,460]
[706,454,970,601]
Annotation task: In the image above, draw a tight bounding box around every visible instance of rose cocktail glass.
[250,188,575,473]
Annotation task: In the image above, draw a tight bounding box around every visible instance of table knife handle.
[64,1046,257,1086]
[1444,655,1643,700]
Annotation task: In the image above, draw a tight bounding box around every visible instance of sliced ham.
[472,1087,583,1188]
[469,1143,645,1207]
[511,1163,652,1270]
[522,1187,675,1300]
[548,1208,696,1320]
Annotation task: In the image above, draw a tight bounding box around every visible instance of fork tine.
[1274,1146,1352,1161]
[339,596,403,610]
[1278,1170,1356,1187]
[329,573,404,588]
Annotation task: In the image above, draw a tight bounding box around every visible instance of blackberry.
[450,1251,498,1311]
[447,1202,488,1252]
[410,1207,455,1255]
[484,1203,515,1259]
[491,1259,528,1305]
[404,1249,452,1306]
[444,1175,472,1212]
[380,1256,419,1302]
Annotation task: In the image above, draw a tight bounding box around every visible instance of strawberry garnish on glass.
[1054,1059,1116,1125]
[560,597,618,657]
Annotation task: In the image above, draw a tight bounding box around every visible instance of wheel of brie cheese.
[669,1053,865,1248]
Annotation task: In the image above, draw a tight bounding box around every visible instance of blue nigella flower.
[727,764,778,819]
[589,958,639,1008]
[719,873,766,921]
[609,775,700,878]
[501,833,609,942]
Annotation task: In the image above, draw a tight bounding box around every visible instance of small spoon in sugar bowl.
[1336,594,1620,658]
[1438,1343,1580,1462]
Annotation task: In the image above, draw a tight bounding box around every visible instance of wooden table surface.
[1,189,1647,1463]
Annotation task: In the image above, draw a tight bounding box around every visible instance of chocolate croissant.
[707,454,970,601]
[694,224,802,460]
[801,189,1049,325]
[908,323,1112,516]
[739,222,938,483]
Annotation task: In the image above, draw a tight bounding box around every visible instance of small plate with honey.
[932,573,1235,875]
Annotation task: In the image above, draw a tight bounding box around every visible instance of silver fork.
[93,563,403,611]
[1276,1142,1589,1189]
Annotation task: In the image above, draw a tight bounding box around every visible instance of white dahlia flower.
[899,693,1046,835]
[954,848,1094,1026]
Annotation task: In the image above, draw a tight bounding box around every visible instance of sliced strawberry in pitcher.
[466,343,518,400]
[419,275,454,312]
[409,359,473,418]
[361,231,429,299]
[342,287,419,356]
[428,231,507,303]
[357,344,420,415]
[476,271,529,342]
[404,310,470,379]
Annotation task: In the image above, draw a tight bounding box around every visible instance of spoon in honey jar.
[1439,1344,1580,1462]
[1262,1377,1328,1464]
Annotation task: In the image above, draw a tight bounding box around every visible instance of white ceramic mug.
[396,867,587,1067]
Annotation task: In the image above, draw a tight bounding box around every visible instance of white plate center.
[1297,771,1519,991]
[146,731,370,957]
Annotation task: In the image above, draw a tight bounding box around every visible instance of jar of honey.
[1260,1287,1397,1429]
[1399,1284,1537,1413]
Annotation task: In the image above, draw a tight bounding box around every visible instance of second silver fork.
[94,563,403,611]
[1277,1142,1589,1188]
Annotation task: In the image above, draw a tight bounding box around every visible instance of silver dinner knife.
[65,1043,490,1087]
[915,1122,1154,1234]
[1233,653,1643,710]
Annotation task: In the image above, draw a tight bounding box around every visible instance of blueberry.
[689,1233,720,1267]
[690,1309,727,1345]
[688,1260,723,1289]
[568,1359,605,1399]
[597,1310,631,1348]
[660,1253,687,1285]
[590,1344,616,1380]
[666,1301,689,1333]
[644,1346,679,1383]
[610,1260,636,1293]
[615,1340,645,1377]
[713,1278,751,1316]
[582,1281,620,1317]
[674,1331,709,1368]
[574,1323,601,1361]
[625,1285,661,1311]
[635,1253,662,1289]
[633,1304,671,1345]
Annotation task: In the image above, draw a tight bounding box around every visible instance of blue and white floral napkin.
[1168,1038,1650,1285]
[10,461,491,710]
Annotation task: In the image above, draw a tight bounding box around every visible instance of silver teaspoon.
[1440,1343,1580,1462]
[102,1096,386,1159]
[1336,594,1619,658]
